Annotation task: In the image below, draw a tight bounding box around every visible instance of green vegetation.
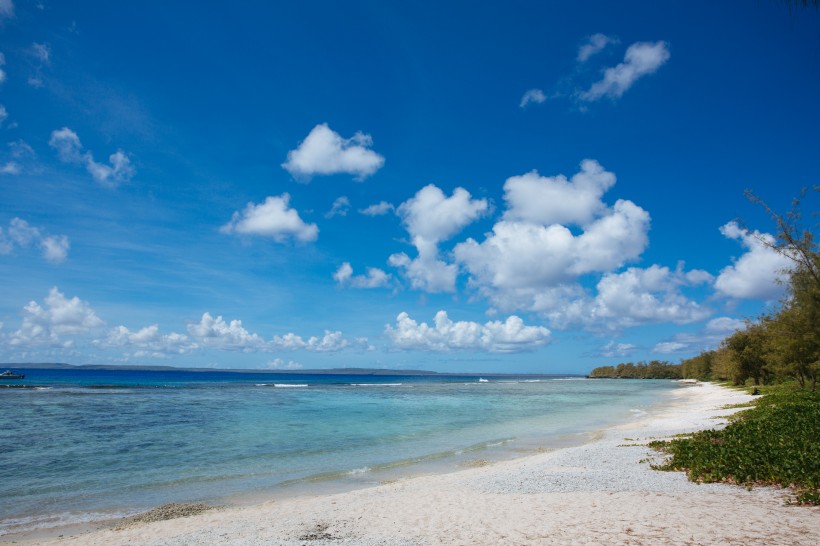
[589,360,682,379]
[650,385,820,504]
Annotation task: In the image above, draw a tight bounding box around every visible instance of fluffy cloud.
[398,184,489,243]
[568,265,713,330]
[391,184,488,293]
[0,52,5,84]
[577,33,617,62]
[0,218,70,263]
[519,88,546,108]
[271,330,351,352]
[188,312,266,352]
[282,123,385,181]
[187,312,358,353]
[334,262,391,288]
[580,41,670,101]
[705,316,747,334]
[651,316,747,355]
[388,252,457,293]
[450,161,716,333]
[652,341,688,354]
[598,340,637,358]
[267,358,303,370]
[0,104,7,126]
[0,161,19,175]
[220,194,318,243]
[325,196,351,218]
[40,235,70,263]
[385,311,551,353]
[455,170,650,307]
[7,287,104,347]
[100,325,197,356]
[1,140,35,176]
[49,127,135,188]
[503,159,616,226]
[714,221,792,300]
[359,201,394,216]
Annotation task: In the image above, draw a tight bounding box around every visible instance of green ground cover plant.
[649,385,820,504]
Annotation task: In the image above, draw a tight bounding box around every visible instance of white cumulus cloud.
[7,287,104,348]
[598,340,637,358]
[455,162,650,312]
[385,311,551,353]
[100,325,197,356]
[714,221,792,300]
[503,159,616,226]
[391,184,488,293]
[580,41,670,101]
[282,123,385,181]
[267,358,303,370]
[334,262,391,289]
[271,330,351,352]
[49,127,135,188]
[359,201,394,216]
[0,218,70,263]
[652,341,688,354]
[220,194,318,243]
[398,184,489,243]
[325,196,351,218]
[567,265,713,330]
[651,316,748,356]
[188,312,266,352]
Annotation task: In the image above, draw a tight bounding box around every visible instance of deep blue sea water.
[0,368,680,535]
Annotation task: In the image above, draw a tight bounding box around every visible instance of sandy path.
[12,383,820,545]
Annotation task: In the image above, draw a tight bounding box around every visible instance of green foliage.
[589,360,682,379]
[681,351,714,381]
[650,387,820,504]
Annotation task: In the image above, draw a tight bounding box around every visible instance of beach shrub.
[650,386,820,504]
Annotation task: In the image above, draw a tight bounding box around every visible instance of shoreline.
[11,382,820,545]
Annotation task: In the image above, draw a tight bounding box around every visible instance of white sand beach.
[16,383,820,545]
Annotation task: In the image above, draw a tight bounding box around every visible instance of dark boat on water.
[0,370,25,379]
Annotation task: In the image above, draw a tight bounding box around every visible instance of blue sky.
[0,0,818,373]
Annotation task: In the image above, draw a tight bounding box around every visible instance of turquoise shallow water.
[0,368,679,535]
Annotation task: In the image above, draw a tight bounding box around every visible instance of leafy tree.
[745,187,819,390]
[724,323,771,385]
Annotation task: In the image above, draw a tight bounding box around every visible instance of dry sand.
[12,382,820,545]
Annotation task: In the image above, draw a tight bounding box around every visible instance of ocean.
[0,368,680,536]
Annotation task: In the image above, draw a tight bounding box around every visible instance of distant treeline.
[588,361,682,379]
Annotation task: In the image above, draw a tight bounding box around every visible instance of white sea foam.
[347,466,371,475]
[274,384,308,388]
[351,383,403,387]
